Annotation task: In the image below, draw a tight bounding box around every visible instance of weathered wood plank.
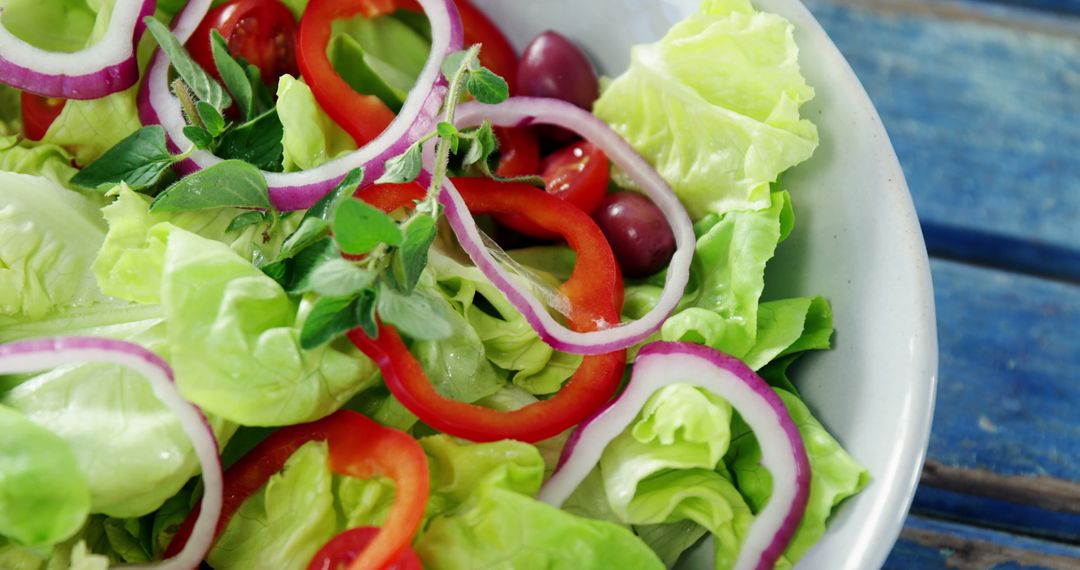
[912,485,1080,543]
[926,258,1080,481]
[972,0,1080,16]
[802,0,1080,278]
[885,515,1080,569]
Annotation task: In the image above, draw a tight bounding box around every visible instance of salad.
[0,0,871,568]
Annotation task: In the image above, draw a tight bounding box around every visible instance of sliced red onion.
[437,97,694,354]
[0,337,222,570]
[137,0,462,211]
[0,0,155,99]
[538,342,810,570]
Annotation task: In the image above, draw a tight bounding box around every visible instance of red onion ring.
[0,0,155,99]
[437,97,693,354]
[137,0,462,211]
[0,337,222,570]
[538,341,810,570]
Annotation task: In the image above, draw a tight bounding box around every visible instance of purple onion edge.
[548,341,812,569]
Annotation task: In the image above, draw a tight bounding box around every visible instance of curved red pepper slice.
[296,0,399,145]
[308,527,422,570]
[166,410,429,570]
[349,178,626,443]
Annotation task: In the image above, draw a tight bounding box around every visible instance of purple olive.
[593,192,677,278]
[517,31,600,110]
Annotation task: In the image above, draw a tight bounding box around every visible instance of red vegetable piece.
[350,179,626,443]
[496,140,609,240]
[188,0,300,85]
[20,92,66,141]
[308,527,422,570]
[165,410,428,570]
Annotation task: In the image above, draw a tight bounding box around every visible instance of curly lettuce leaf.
[276,75,357,172]
[208,436,544,570]
[161,228,380,426]
[727,389,870,565]
[593,0,817,218]
[93,186,296,304]
[0,173,107,318]
[430,248,580,395]
[0,135,80,189]
[0,405,90,547]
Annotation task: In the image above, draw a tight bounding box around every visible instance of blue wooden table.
[800,0,1080,566]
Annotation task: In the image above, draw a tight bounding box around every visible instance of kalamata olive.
[517,31,600,110]
[593,192,677,278]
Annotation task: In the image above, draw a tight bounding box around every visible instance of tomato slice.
[188,0,300,85]
[496,141,610,240]
[20,92,66,141]
[493,126,540,178]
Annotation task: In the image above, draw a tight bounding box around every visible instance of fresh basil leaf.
[278,217,331,260]
[332,198,403,254]
[300,295,361,349]
[306,167,365,223]
[183,125,214,150]
[143,18,232,111]
[375,144,422,184]
[196,101,226,136]
[70,126,176,191]
[355,288,379,339]
[150,160,271,213]
[377,282,453,340]
[210,30,254,120]
[261,260,290,286]
[303,259,376,297]
[437,121,458,138]
[441,50,471,82]
[227,211,268,233]
[392,214,437,292]
[467,67,509,104]
[287,237,340,292]
[215,109,285,172]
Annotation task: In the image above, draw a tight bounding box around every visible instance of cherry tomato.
[496,141,609,240]
[493,126,540,178]
[20,92,66,141]
[188,0,300,85]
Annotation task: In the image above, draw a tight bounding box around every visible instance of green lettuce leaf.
[727,389,870,564]
[416,483,665,570]
[0,172,107,318]
[160,228,380,425]
[93,185,297,304]
[276,75,357,171]
[0,405,90,547]
[593,0,817,218]
[41,87,143,166]
[741,296,831,370]
[330,14,429,98]
[208,435,544,570]
[0,135,80,189]
[430,248,580,395]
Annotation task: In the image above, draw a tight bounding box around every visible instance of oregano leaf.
[150,160,271,212]
[69,126,176,191]
[332,198,403,254]
[143,17,232,111]
[375,144,422,184]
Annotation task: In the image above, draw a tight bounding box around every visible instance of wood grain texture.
[886,515,1080,569]
[912,485,1080,543]
[802,0,1080,277]
[927,258,1079,480]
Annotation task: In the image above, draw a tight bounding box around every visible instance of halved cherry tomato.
[308,527,422,570]
[397,0,518,93]
[188,0,300,85]
[493,126,539,178]
[20,92,66,141]
[496,140,609,239]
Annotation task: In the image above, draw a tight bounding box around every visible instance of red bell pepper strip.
[493,126,540,177]
[349,178,626,443]
[308,527,422,570]
[296,0,399,145]
[165,410,429,570]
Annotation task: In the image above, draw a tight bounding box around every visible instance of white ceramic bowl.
[472,0,939,568]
